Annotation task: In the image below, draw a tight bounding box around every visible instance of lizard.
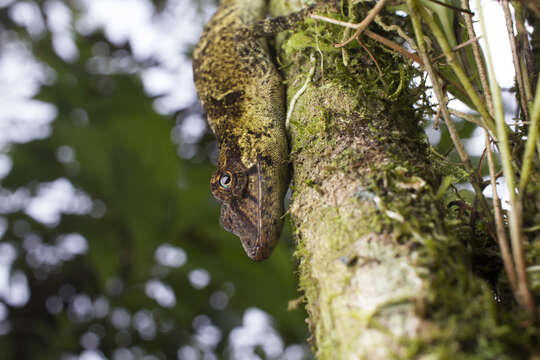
[192,0,335,261]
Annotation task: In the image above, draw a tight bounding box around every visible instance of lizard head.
[210,155,283,261]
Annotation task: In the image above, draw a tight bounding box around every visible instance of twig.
[333,0,389,48]
[409,0,496,259]
[310,14,420,61]
[407,1,477,195]
[484,131,519,296]
[519,76,540,193]
[364,29,424,65]
[309,14,424,66]
[432,36,482,62]
[502,0,530,122]
[426,0,474,14]
[478,147,487,180]
[434,106,441,130]
[512,1,537,105]
[458,4,520,300]
[475,0,535,317]
[461,0,493,116]
[356,39,384,80]
[309,14,471,103]
[310,13,357,28]
[416,4,496,135]
[461,0,520,301]
[448,108,485,127]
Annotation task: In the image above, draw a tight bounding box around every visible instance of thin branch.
[461,0,493,116]
[478,147,487,179]
[485,132,519,296]
[448,108,485,127]
[461,0,520,304]
[408,1,499,276]
[519,75,540,193]
[432,36,482,61]
[333,0,389,48]
[512,1,537,105]
[416,4,496,135]
[425,0,474,14]
[475,0,535,317]
[365,29,471,100]
[310,13,356,29]
[434,105,441,130]
[309,14,424,66]
[407,0,487,209]
[309,14,471,104]
[364,30,423,65]
[502,0,530,122]
[356,39,384,80]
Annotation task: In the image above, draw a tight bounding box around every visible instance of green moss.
[273,0,539,358]
[295,131,537,357]
[289,95,327,153]
[367,167,536,358]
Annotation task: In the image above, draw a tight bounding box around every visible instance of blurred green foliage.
[0,1,310,359]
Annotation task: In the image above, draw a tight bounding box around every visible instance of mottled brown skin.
[192,0,289,260]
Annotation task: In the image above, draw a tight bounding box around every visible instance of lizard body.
[192,0,289,261]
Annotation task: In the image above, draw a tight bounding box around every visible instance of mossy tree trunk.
[271,1,540,358]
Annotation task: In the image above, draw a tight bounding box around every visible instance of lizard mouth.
[232,225,271,261]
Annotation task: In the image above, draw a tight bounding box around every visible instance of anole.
[192,0,334,260]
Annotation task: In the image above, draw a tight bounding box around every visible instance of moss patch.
[272,0,540,358]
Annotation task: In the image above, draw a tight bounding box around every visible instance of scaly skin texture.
[192,0,289,261]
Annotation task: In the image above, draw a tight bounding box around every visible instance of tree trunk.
[271,0,540,358]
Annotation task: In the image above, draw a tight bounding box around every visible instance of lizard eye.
[219,173,233,189]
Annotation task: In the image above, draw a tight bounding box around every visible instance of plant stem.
[310,14,471,107]
[520,76,540,193]
[333,0,389,48]
[460,0,522,307]
[416,5,496,135]
[408,0,493,233]
[408,0,468,168]
[461,0,493,116]
[475,0,535,316]
[501,0,530,122]
[484,131,519,296]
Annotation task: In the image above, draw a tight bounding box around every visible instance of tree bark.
[271,0,540,358]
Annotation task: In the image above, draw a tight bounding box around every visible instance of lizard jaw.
[241,230,276,261]
[217,191,278,261]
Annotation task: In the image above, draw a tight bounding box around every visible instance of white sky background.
[0,0,530,357]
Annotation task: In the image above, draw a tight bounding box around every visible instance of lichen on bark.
[270,0,540,358]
